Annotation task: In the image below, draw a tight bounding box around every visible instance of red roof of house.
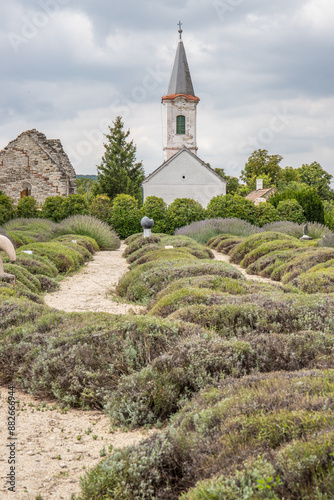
[245,187,276,202]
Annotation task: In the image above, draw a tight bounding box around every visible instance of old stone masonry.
[0,129,76,204]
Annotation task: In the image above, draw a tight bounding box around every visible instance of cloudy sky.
[1,0,334,181]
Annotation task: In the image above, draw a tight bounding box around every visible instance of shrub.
[123,235,162,257]
[262,220,332,239]
[280,248,334,283]
[229,232,296,264]
[206,194,257,224]
[0,192,15,225]
[241,239,303,268]
[4,218,57,243]
[269,186,325,224]
[169,294,334,335]
[215,236,244,254]
[105,330,334,427]
[82,370,334,499]
[17,242,85,273]
[129,248,197,267]
[110,194,141,239]
[0,308,206,407]
[176,218,262,244]
[52,215,120,250]
[254,202,280,227]
[35,275,59,292]
[141,196,167,233]
[15,196,40,218]
[164,198,206,234]
[151,276,251,306]
[13,254,58,278]
[117,260,244,304]
[3,263,42,293]
[277,199,306,223]
[149,287,229,318]
[90,194,112,223]
[245,248,305,280]
[52,234,99,255]
[58,194,90,219]
[292,267,334,293]
[41,196,66,222]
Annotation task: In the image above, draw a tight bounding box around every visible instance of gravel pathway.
[44,243,144,314]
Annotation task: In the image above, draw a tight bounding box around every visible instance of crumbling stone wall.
[0,129,76,205]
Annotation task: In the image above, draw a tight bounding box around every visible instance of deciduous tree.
[241,149,283,186]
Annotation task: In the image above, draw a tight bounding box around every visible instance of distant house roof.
[245,187,276,202]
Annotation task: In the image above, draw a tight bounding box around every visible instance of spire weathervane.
[178,21,183,40]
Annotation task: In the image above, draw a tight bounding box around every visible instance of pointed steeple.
[162,24,200,161]
[162,23,199,102]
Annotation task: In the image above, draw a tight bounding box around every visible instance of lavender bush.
[52,215,121,250]
[263,221,333,240]
[175,218,262,244]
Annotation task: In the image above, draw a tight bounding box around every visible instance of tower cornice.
[161,93,200,103]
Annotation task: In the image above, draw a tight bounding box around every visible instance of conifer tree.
[95,117,145,202]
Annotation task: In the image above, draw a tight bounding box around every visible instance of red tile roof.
[245,187,276,202]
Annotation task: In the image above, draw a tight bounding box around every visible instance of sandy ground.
[44,243,144,314]
[0,243,278,499]
[0,386,155,499]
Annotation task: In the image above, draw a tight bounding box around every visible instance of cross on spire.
[178,21,183,40]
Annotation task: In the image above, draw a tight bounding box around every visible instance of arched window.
[176,115,186,135]
[20,182,32,198]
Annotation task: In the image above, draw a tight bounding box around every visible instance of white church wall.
[143,150,226,208]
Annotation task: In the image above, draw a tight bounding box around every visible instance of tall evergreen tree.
[95,117,145,202]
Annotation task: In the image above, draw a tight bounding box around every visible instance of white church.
[142,24,226,208]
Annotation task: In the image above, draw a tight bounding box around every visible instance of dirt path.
[0,386,154,499]
[44,243,144,314]
[212,249,282,285]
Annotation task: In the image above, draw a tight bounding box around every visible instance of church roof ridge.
[142,147,226,185]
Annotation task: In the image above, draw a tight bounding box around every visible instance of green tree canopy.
[76,177,97,203]
[269,186,324,224]
[298,162,332,199]
[241,149,283,186]
[95,117,145,202]
[0,191,15,225]
[206,194,257,224]
[16,196,39,218]
[215,168,240,194]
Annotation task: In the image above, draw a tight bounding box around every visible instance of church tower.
[162,23,200,161]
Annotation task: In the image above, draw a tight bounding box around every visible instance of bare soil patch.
[44,243,144,314]
[0,386,154,499]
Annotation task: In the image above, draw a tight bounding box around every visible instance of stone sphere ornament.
[141,217,154,229]
[141,217,154,237]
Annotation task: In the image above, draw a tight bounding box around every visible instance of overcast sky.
[1,0,334,181]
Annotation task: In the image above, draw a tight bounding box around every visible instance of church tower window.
[176,115,186,134]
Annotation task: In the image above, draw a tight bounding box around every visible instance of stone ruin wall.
[0,130,76,205]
